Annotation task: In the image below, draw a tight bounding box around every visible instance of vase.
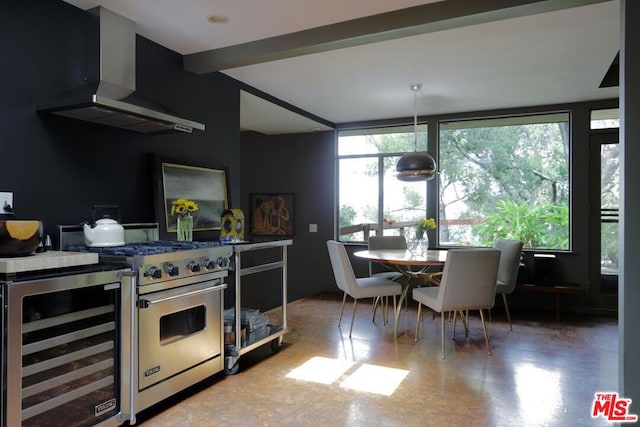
[176,213,193,241]
[408,236,429,256]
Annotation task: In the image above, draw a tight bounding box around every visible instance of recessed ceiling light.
[207,15,229,24]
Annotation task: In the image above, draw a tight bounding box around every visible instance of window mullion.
[378,155,385,237]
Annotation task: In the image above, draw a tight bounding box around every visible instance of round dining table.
[354,249,448,338]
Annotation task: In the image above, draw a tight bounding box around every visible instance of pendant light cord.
[411,83,422,152]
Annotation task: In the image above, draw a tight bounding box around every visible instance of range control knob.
[144,266,162,280]
[202,258,216,270]
[187,261,201,273]
[216,257,228,268]
[165,263,179,276]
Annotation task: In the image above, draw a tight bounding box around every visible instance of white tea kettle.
[83,205,125,247]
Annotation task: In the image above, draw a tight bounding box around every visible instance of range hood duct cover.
[39,7,205,134]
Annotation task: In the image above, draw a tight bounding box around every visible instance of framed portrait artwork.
[153,155,230,240]
[249,193,295,237]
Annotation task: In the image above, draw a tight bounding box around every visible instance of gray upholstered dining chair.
[412,249,500,359]
[493,239,524,330]
[326,240,402,337]
[367,235,407,280]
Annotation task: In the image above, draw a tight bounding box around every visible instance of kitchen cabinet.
[223,239,292,375]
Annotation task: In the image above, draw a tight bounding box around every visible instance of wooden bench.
[515,283,585,321]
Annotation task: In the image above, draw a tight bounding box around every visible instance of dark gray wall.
[240,130,337,308]
[0,0,241,244]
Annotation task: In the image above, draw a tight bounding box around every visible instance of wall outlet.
[1,191,14,214]
[309,224,318,233]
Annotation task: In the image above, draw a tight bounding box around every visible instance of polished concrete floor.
[135,292,618,427]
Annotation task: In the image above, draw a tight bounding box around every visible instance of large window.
[438,113,570,250]
[338,126,428,242]
[337,113,571,250]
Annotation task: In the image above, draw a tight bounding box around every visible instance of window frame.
[336,124,429,243]
[336,109,574,252]
[436,111,572,251]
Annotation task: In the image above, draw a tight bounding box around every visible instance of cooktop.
[68,240,221,256]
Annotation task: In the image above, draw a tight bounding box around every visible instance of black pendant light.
[396,84,437,182]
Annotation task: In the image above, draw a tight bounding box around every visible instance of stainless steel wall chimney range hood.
[39,7,205,134]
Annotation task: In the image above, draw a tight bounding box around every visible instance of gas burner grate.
[68,240,221,256]
[131,240,221,250]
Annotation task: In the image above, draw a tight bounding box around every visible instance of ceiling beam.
[184,0,610,74]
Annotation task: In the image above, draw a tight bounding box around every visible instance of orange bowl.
[0,220,42,257]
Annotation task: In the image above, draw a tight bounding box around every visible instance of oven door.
[137,280,225,390]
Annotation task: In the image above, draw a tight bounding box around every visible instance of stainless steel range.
[60,224,233,420]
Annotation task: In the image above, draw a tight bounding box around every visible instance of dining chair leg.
[441,313,446,359]
[452,310,458,338]
[338,292,348,326]
[479,309,491,355]
[349,299,358,337]
[372,296,380,323]
[447,310,458,323]
[414,303,423,341]
[383,296,389,324]
[502,293,513,330]
[392,295,397,325]
[462,310,469,337]
[374,296,390,323]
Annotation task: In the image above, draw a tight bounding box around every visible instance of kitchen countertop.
[0,251,99,274]
[223,239,293,252]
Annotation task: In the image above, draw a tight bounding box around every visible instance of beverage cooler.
[2,266,134,427]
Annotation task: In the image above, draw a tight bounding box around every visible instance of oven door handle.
[138,283,226,308]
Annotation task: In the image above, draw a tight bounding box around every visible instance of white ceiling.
[61,0,620,134]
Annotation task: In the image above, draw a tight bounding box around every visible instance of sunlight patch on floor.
[515,362,562,425]
[285,356,355,384]
[340,363,409,396]
[286,356,409,396]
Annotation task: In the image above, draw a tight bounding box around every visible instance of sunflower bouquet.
[171,198,199,216]
[171,198,198,241]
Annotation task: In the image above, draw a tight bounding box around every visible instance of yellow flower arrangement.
[414,217,436,241]
[171,198,199,216]
[171,198,198,241]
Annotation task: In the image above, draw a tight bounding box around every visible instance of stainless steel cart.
[224,239,292,374]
